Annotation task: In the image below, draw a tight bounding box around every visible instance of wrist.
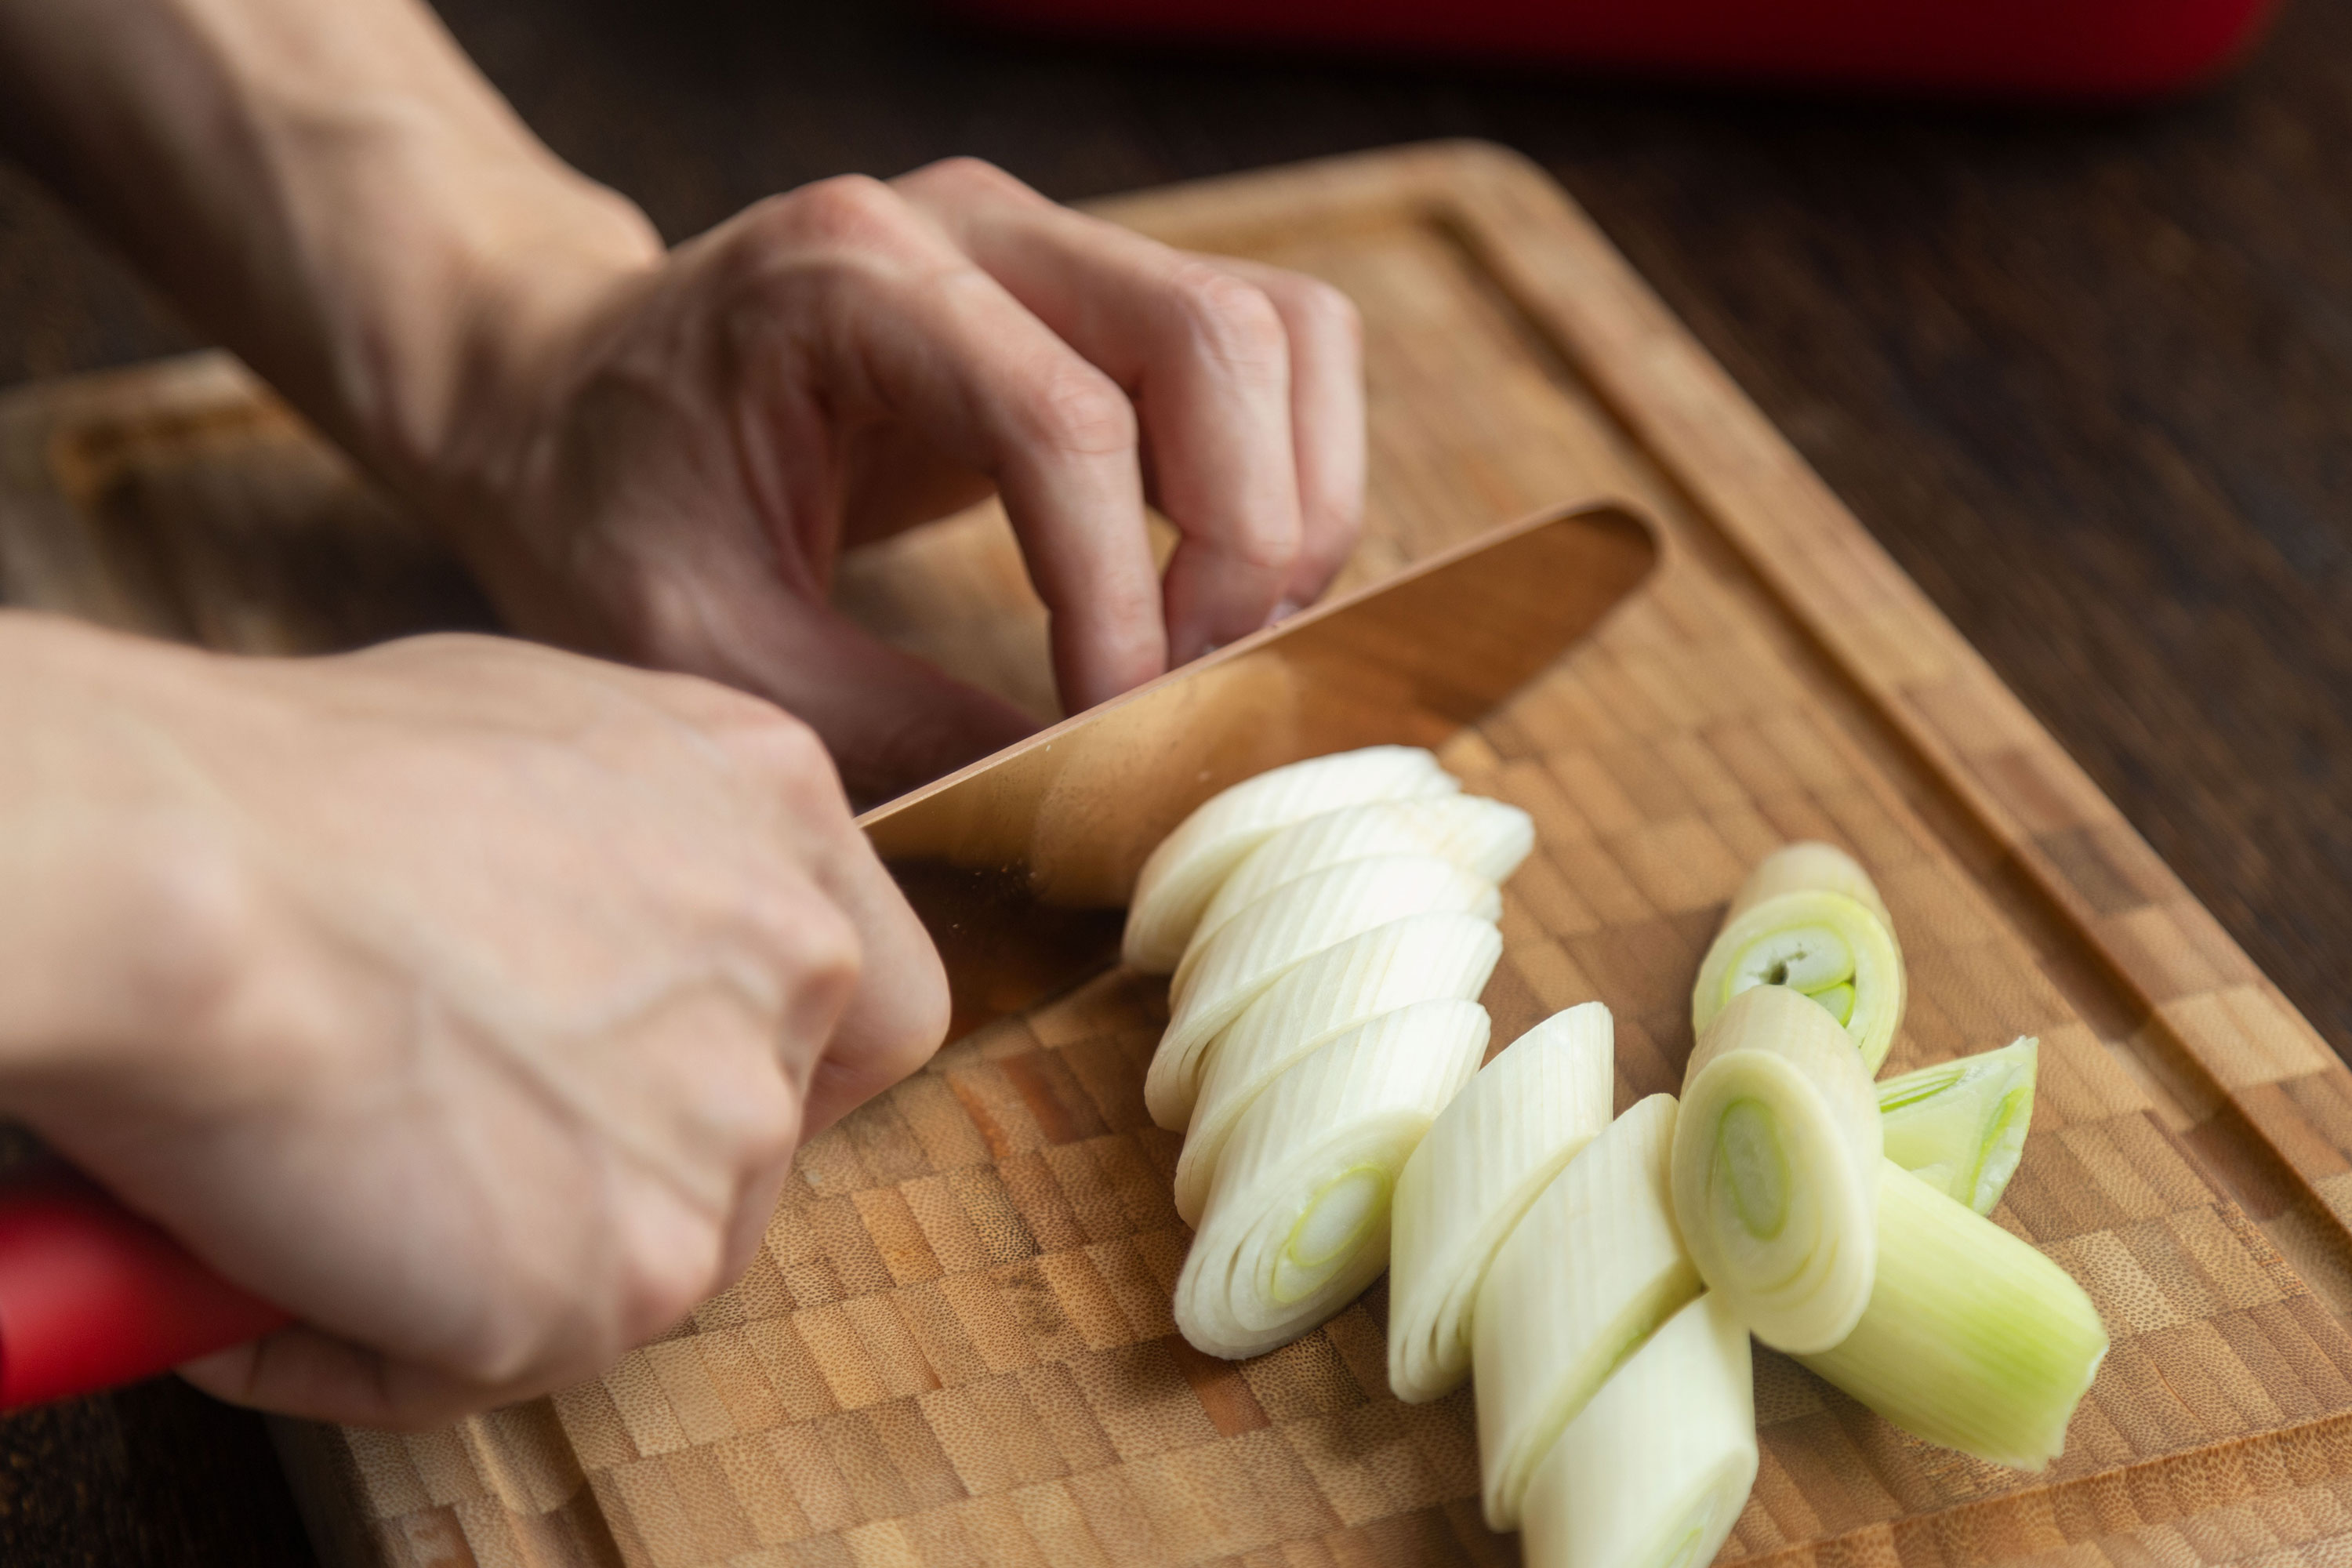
[278,118,665,503]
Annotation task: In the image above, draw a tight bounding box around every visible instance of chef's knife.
[0,499,1657,1408]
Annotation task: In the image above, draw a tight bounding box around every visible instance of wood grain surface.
[4,4,2350,1562]
[7,141,2352,1568]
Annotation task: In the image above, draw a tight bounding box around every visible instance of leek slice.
[1799,1161,2107,1471]
[1693,889,1906,1075]
[1474,1093,1700,1529]
[1878,1036,2038,1216]
[1192,796,1534,953]
[1122,746,1459,973]
[1388,1001,1616,1404]
[1519,1291,1757,1568]
[1728,840,1893,929]
[1172,915,1504,1224]
[1696,843,1904,1074]
[1174,1004,1488,1359]
[1672,984,1882,1354]
[1145,855,1500,1130]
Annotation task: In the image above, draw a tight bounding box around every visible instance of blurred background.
[1,0,2347,1559]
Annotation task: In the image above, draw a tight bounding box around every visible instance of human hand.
[2,0,1362,801]
[430,158,1365,804]
[0,617,945,1425]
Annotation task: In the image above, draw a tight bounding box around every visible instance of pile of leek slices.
[1123,744,1532,1359]
[1130,752,2110,1568]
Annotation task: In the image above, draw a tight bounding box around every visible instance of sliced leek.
[1172,915,1504,1224]
[1122,746,1460,973]
[1672,984,1882,1354]
[1695,843,1905,1074]
[1388,1001,1616,1405]
[1474,1093,1701,1529]
[1192,796,1534,953]
[1174,1004,1488,1359]
[1800,1161,2107,1471]
[1145,855,1500,1130]
[1878,1036,2038,1216]
[1519,1291,1757,1568]
[1728,840,1893,929]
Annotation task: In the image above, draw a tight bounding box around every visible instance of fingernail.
[1267,599,1301,627]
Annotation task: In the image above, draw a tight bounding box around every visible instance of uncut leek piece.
[1673,984,1882,1354]
[1123,746,1460,972]
[1192,796,1534,953]
[1799,1161,2107,1471]
[1475,1093,1701,1530]
[1878,1036,2038,1216]
[1693,841,1906,1073]
[1146,855,1499,1129]
[1388,1002,1616,1404]
[1173,915,1504,1225]
[1518,1291,1757,1568]
[1174,1004,1488,1359]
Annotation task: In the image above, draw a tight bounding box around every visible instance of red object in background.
[939,0,2282,99]
[0,1168,289,1409]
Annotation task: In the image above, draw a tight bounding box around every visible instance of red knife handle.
[0,1167,290,1409]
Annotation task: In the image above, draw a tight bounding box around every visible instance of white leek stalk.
[1878,1036,2038,1216]
[1474,1094,1700,1529]
[1122,746,1459,972]
[1519,1291,1757,1568]
[1693,843,1905,1073]
[1799,1161,2107,1471]
[1387,1001,1615,1404]
[1172,916,1503,1224]
[1672,984,1882,1354]
[1192,796,1534,952]
[1145,855,1499,1129]
[1174,1004,1488,1359]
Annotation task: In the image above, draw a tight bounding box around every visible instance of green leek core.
[1273,1164,1389,1304]
[1713,1099,1790,1242]
[1727,927,1858,1029]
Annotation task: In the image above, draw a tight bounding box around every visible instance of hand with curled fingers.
[433,158,1365,803]
[0,0,1367,1425]
[0,617,946,1427]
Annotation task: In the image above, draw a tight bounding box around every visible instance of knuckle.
[1167,262,1289,377]
[1294,276,1363,347]
[111,821,260,1046]
[1021,364,1137,458]
[719,701,835,784]
[736,873,862,1028]
[768,174,912,251]
[612,572,717,664]
[619,1244,721,1349]
[448,1308,549,1389]
[782,890,863,996]
[731,1081,805,1178]
[909,155,1036,203]
[888,944,952,1065]
[1234,523,1304,576]
[606,1191,731,1350]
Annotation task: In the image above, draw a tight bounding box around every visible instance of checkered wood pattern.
[9,143,2352,1568]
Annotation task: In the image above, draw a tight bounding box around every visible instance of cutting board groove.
[6,141,2352,1568]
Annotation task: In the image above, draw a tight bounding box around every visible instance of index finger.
[724,180,1171,710]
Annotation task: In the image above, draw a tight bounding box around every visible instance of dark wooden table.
[3,0,2348,1560]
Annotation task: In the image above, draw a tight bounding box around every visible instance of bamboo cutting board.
[9,141,2352,1568]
